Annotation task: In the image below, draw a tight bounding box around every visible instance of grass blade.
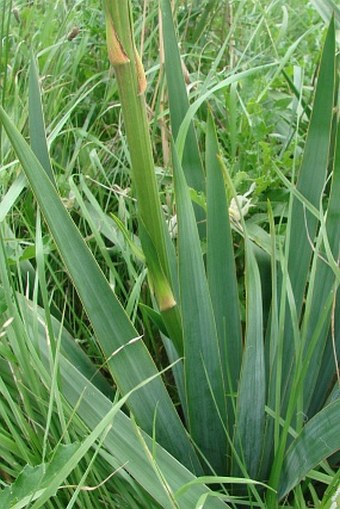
[58,358,226,509]
[19,294,113,399]
[0,173,26,222]
[175,62,277,163]
[17,295,226,509]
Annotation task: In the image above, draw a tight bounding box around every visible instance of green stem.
[104,1,169,276]
[104,1,183,354]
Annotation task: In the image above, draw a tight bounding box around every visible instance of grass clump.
[0,1,339,508]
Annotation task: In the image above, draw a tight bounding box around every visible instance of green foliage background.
[0,1,339,508]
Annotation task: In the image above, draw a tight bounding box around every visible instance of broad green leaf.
[307,285,340,417]
[160,0,205,194]
[0,105,201,474]
[302,119,340,413]
[235,242,265,478]
[281,18,336,404]
[205,111,242,438]
[173,144,227,474]
[287,17,335,319]
[259,204,280,481]
[278,399,340,499]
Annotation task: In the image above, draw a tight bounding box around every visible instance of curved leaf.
[279,399,340,499]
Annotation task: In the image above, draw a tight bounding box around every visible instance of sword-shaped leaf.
[0,104,201,474]
[279,399,340,499]
[281,17,336,404]
[302,118,340,414]
[235,241,265,478]
[206,111,242,443]
[160,0,205,194]
[173,144,227,474]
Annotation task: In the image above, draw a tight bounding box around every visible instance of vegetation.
[0,0,339,508]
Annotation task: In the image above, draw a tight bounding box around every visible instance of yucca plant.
[0,1,339,507]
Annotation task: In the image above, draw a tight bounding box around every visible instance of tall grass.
[0,1,339,508]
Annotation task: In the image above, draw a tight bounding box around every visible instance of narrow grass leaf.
[176,475,272,497]
[173,143,227,474]
[19,294,113,399]
[0,173,26,222]
[60,358,226,509]
[68,175,129,298]
[175,63,277,163]
[0,105,201,473]
[22,298,226,509]
[28,385,150,509]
